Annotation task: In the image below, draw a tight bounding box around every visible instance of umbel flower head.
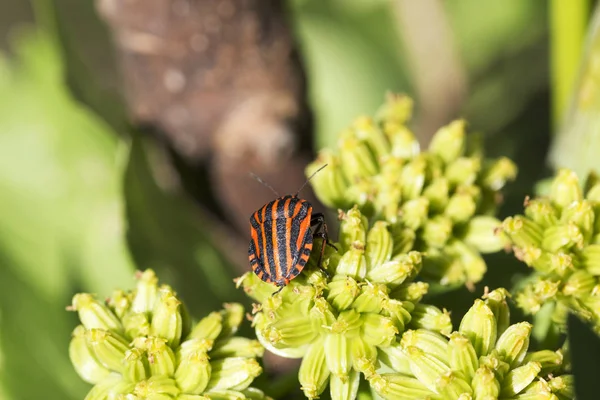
[306,94,517,288]
[68,270,268,400]
[370,288,573,400]
[238,207,453,400]
[501,168,600,332]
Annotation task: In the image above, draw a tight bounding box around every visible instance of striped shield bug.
[248,165,336,294]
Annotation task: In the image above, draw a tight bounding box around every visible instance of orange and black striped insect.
[248,165,335,293]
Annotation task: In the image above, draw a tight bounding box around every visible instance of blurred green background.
[0,0,597,399]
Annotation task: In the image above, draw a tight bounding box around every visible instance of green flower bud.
[191,312,223,341]
[124,348,148,383]
[365,221,393,268]
[562,270,596,297]
[206,357,262,392]
[522,350,563,376]
[550,169,582,210]
[429,119,466,164]
[448,332,478,381]
[463,216,507,253]
[390,282,429,303]
[352,116,390,160]
[561,200,595,239]
[299,342,330,399]
[410,304,452,335]
[70,294,122,333]
[484,288,511,337]
[367,252,422,287]
[400,157,427,200]
[339,207,368,252]
[335,247,367,280]
[69,326,111,384]
[494,322,531,367]
[324,333,351,380]
[330,369,360,400]
[445,157,481,187]
[446,193,477,223]
[145,336,177,377]
[471,366,500,399]
[446,239,487,285]
[361,313,397,347]
[151,287,185,347]
[423,177,450,213]
[436,371,472,399]
[541,223,584,253]
[349,337,377,374]
[177,395,210,400]
[122,312,151,339]
[84,374,132,400]
[345,179,376,215]
[339,134,378,182]
[459,300,496,357]
[134,376,180,398]
[400,197,430,230]
[210,337,264,359]
[548,375,574,398]
[480,157,518,191]
[262,314,317,349]
[525,199,559,229]
[378,343,412,375]
[422,215,453,248]
[375,93,413,125]
[401,329,449,364]
[479,351,510,381]
[310,297,337,329]
[502,216,543,249]
[369,373,432,400]
[385,124,420,158]
[306,152,349,209]
[405,346,450,392]
[327,276,360,311]
[513,246,543,268]
[580,244,600,274]
[241,387,272,400]
[132,269,159,313]
[331,310,362,336]
[85,328,129,373]
[219,303,245,339]
[500,361,541,397]
[107,289,132,319]
[382,298,413,332]
[515,280,560,315]
[374,184,402,223]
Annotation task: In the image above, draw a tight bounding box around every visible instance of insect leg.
[311,213,338,250]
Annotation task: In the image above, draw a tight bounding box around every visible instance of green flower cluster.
[68,270,268,400]
[238,207,453,399]
[370,289,573,400]
[501,168,600,331]
[306,94,516,287]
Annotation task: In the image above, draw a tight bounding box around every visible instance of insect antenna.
[294,164,328,197]
[249,172,280,197]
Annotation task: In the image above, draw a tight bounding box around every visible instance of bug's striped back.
[248,195,314,286]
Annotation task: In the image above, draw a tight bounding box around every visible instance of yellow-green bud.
[134,376,180,398]
[581,244,600,274]
[336,247,368,280]
[339,134,378,182]
[401,329,448,363]
[84,374,133,400]
[463,216,507,253]
[307,151,349,209]
[330,369,360,400]
[219,303,245,338]
[352,116,390,160]
[445,157,481,187]
[85,328,129,373]
[484,288,511,337]
[367,253,421,287]
[561,200,595,239]
[349,336,377,374]
[69,325,111,384]
[410,304,452,335]
[352,283,387,314]
[263,314,317,349]
[445,193,477,223]
[144,336,177,377]
[365,221,393,269]
[471,366,500,399]
[107,289,132,319]
[327,276,360,311]
[500,361,541,397]
[541,223,584,253]
[422,215,453,248]
[562,270,596,297]
[479,351,510,381]
[70,294,122,333]
[550,169,582,210]
[361,313,397,347]
[369,373,432,400]
[385,124,420,159]
[400,157,427,200]
[132,269,159,313]
[299,342,330,399]
[447,239,487,285]
[210,337,264,359]
[400,197,430,230]
[522,350,563,376]
[502,216,543,249]
[324,333,351,381]
[525,199,559,229]
[123,347,148,383]
[436,371,472,399]
[423,177,450,213]
[190,312,223,341]
[382,299,413,332]
[459,300,496,357]
[375,93,413,125]
[206,357,262,392]
[548,375,574,399]
[429,120,466,164]
[310,297,337,329]
[481,157,517,191]
[151,288,185,347]
[495,322,531,367]
[339,207,368,252]
[404,346,450,392]
[122,312,151,339]
[448,332,478,381]
[390,282,429,303]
